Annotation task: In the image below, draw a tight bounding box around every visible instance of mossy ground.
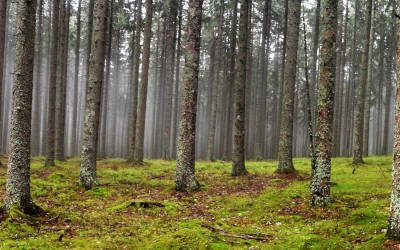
[0,156,396,249]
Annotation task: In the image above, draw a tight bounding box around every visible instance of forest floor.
[0,156,395,249]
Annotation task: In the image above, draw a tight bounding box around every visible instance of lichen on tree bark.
[310,0,338,206]
[79,0,108,190]
[4,0,41,215]
[175,0,203,192]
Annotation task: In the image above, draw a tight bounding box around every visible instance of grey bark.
[79,0,108,189]
[175,0,203,192]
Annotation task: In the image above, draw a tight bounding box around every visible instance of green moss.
[0,156,394,249]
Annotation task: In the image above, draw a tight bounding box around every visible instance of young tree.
[4,0,41,214]
[232,0,249,176]
[387,13,400,239]
[175,0,204,192]
[79,0,109,189]
[352,0,373,164]
[310,0,338,206]
[134,0,153,163]
[276,0,301,173]
[44,0,60,166]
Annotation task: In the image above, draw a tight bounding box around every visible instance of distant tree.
[352,0,373,164]
[134,0,153,163]
[44,0,60,167]
[231,0,249,176]
[175,0,203,192]
[79,0,109,189]
[310,0,338,206]
[4,0,41,214]
[276,0,301,174]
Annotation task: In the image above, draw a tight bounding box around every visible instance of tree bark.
[310,0,338,206]
[4,0,41,214]
[55,0,71,161]
[134,0,153,163]
[387,13,400,239]
[128,0,142,162]
[175,0,203,191]
[79,0,108,189]
[352,0,372,164]
[232,0,249,176]
[44,0,60,166]
[71,0,82,157]
[162,0,178,160]
[31,0,43,156]
[276,0,301,174]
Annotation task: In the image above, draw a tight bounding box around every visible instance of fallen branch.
[202,223,273,242]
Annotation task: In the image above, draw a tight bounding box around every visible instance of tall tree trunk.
[310,0,321,130]
[71,0,82,156]
[4,0,41,214]
[0,0,7,158]
[31,0,43,156]
[55,0,71,161]
[162,0,178,159]
[44,0,60,167]
[99,0,114,158]
[232,0,249,176]
[302,12,315,173]
[79,0,108,189]
[254,0,271,158]
[128,0,142,162]
[276,0,301,174]
[383,33,394,154]
[310,0,338,206]
[352,0,372,164]
[171,0,183,158]
[363,4,376,156]
[134,0,153,163]
[207,1,224,161]
[223,0,238,160]
[387,13,400,239]
[175,0,203,191]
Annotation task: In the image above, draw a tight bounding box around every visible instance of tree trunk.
[128,0,142,162]
[134,0,153,163]
[44,0,60,166]
[310,0,338,206]
[175,0,203,191]
[223,0,238,160]
[254,0,271,158]
[162,0,178,159]
[31,0,43,156]
[55,0,71,161]
[171,0,183,158]
[276,0,301,174]
[4,0,41,214]
[71,0,82,157]
[232,0,249,176]
[352,0,372,164]
[79,0,108,189]
[387,14,400,239]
